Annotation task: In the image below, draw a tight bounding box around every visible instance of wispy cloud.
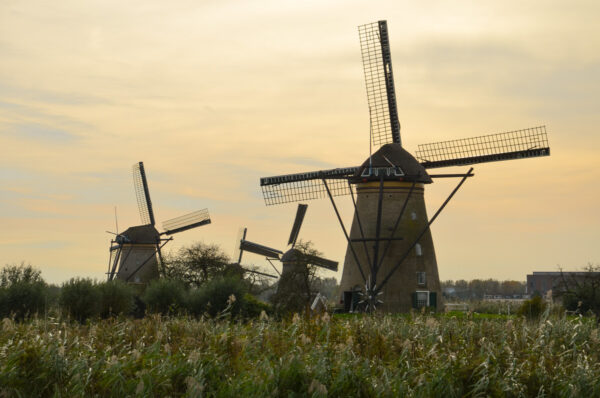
[2,122,79,143]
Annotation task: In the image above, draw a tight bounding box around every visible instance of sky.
[1,0,599,284]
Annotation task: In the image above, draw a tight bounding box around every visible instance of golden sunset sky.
[1,0,599,284]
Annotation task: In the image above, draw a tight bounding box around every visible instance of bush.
[186,276,249,318]
[242,293,271,318]
[0,264,47,321]
[517,295,547,319]
[142,279,186,315]
[60,278,101,323]
[97,280,135,318]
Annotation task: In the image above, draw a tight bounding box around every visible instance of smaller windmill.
[107,162,211,284]
[234,204,338,301]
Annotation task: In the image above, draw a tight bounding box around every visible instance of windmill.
[107,161,211,284]
[259,20,550,312]
[234,204,338,302]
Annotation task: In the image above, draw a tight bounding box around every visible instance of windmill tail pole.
[322,178,368,284]
[375,168,474,294]
[347,180,374,272]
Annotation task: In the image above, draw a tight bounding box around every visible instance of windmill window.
[415,291,429,308]
[415,243,423,256]
[417,272,426,285]
[411,211,417,220]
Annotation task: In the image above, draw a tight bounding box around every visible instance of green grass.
[1,313,599,397]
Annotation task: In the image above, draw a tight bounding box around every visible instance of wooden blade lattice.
[416,126,550,169]
[359,20,401,147]
[260,167,358,206]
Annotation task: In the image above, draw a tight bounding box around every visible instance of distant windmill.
[234,204,338,297]
[259,21,550,312]
[107,162,211,284]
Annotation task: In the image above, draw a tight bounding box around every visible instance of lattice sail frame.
[132,162,155,226]
[260,168,357,206]
[162,209,211,235]
[359,20,401,148]
[416,126,550,169]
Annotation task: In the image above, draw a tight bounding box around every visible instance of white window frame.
[415,290,429,308]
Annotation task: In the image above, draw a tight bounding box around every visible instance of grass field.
[1,312,599,397]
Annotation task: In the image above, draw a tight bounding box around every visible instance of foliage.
[0,263,47,321]
[161,242,230,288]
[554,264,600,319]
[186,276,248,318]
[270,240,321,315]
[242,293,272,318]
[517,295,547,319]
[442,278,526,300]
[59,278,101,323]
[1,314,600,396]
[312,276,339,302]
[97,280,135,318]
[141,278,186,315]
[0,262,44,287]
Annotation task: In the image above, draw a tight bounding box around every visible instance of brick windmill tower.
[259,21,550,312]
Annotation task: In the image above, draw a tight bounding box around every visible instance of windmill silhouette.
[234,204,338,300]
[107,162,211,284]
[259,21,550,312]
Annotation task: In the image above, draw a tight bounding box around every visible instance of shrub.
[517,295,547,319]
[97,280,135,318]
[186,276,248,317]
[0,263,47,321]
[142,279,186,315]
[242,293,271,318]
[59,278,100,322]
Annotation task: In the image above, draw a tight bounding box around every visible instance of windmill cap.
[281,248,302,263]
[355,143,432,183]
[120,225,160,244]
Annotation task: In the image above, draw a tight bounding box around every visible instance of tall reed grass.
[0,313,598,397]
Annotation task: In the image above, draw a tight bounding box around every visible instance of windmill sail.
[288,204,308,247]
[240,240,283,259]
[132,162,155,226]
[260,167,357,206]
[303,253,339,271]
[162,209,211,235]
[416,126,550,169]
[359,20,401,147]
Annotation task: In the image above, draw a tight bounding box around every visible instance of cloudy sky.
[1,0,599,284]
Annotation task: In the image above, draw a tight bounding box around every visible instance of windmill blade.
[303,253,338,272]
[233,227,247,264]
[107,244,122,281]
[260,167,358,206]
[359,20,401,147]
[240,240,283,259]
[416,126,550,169]
[288,204,308,247]
[132,162,155,226]
[161,209,211,235]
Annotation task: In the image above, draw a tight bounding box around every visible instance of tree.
[0,263,47,320]
[270,240,322,314]
[162,242,230,287]
[59,278,101,323]
[0,262,44,287]
[554,264,600,319]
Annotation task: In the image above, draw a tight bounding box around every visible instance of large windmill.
[107,162,211,284]
[234,204,338,301]
[259,21,550,312]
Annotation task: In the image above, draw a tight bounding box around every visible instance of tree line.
[441,279,526,300]
[0,240,336,322]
